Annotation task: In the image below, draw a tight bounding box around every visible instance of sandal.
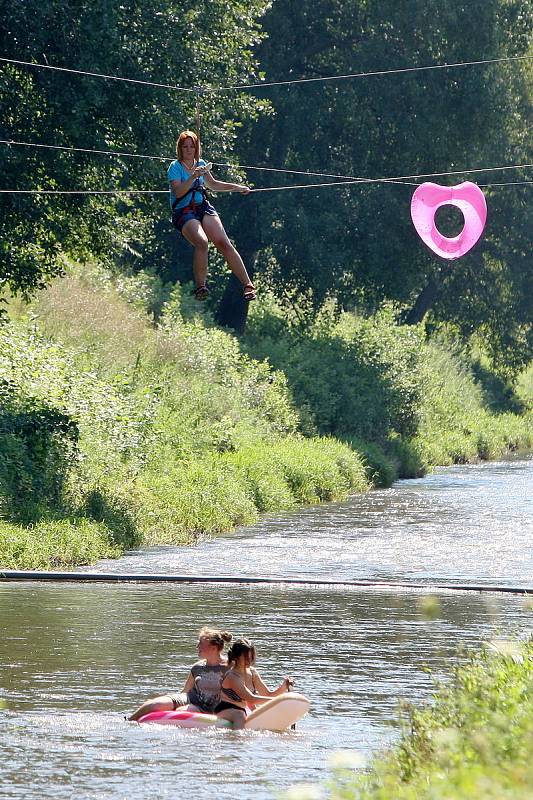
[243,283,256,302]
[193,284,209,301]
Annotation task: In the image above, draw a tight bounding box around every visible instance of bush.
[0,265,370,567]
[245,295,532,473]
[0,377,78,518]
[0,517,124,569]
[286,639,533,800]
[245,301,424,443]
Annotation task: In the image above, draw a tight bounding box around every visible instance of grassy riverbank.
[0,265,369,568]
[1,264,531,569]
[286,638,533,799]
[244,294,533,477]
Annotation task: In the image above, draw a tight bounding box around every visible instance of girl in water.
[128,627,231,721]
[168,130,256,302]
[215,637,294,729]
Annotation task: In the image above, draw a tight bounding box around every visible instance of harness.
[171,174,208,218]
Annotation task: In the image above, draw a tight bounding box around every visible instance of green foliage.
[0,375,78,519]
[229,0,532,371]
[0,264,369,568]
[245,299,425,443]
[516,362,533,411]
[285,639,533,799]
[0,262,529,570]
[1,1,530,375]
[470,352,526,413]
[345,437,398,487]
[0,0,271,294]
[244,294,532,476]
[0,517,125,569]
[413,341,533,467]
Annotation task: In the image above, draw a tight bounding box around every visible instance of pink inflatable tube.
[410,181,487,259]
[138,693,310,731]
[138,710,232,729]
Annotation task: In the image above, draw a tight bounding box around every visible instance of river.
[1,458,531,798]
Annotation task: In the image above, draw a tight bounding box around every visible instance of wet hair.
[176,130,200,161]
[198,627,232,651]
[227,637,256,665]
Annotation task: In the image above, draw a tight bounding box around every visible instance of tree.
[0,0,270,295]
[224,0,532,369]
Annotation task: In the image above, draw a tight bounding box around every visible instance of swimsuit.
[170,662,227,713]
[214,672,256,714]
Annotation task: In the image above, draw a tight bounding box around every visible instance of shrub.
[0,517,124,569]
[0,377,78,518]
[286,639,533,800]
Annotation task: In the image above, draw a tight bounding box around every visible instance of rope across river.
[0,571,530,595]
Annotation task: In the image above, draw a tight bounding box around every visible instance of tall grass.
[0,265,368,568]
[244,293,532,477]
[413,342,533,469]
[1,265,530,569]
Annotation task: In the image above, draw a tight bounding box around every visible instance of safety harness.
[171,174,208,219]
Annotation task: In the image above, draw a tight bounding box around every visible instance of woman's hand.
[237,185,251,195]
[192,165,209,177]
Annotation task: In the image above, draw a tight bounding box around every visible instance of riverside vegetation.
[285,637,533,800]
[0,264,531,569]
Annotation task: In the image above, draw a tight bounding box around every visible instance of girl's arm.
[170,175,199,201]
[224,674,271,705]
[251,668,294,697]
[204,172,250,194]
[180,671,194,694]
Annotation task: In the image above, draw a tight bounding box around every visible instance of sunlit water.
[86,458,533,588]
[1,458,532,799]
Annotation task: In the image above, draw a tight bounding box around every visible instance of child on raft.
[215,637,294,729]
[168,130,256,302]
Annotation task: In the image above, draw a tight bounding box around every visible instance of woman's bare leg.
[181,219,209,289]
[202,214,253,288]
[128,694,175,721]
[216,708,247,729]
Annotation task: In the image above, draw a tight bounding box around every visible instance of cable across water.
[0,571,531,595]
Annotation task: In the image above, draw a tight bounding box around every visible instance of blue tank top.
[167,159,208,210]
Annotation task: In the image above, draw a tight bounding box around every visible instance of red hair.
[176,130,200,160]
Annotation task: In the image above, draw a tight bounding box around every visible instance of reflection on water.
[0,458,532,798]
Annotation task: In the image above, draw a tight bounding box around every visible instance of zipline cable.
[2,54,532,94]
[0,137,414,186]
[248,163,533,192]
[0,570,531,596]
[0,56,195,93]
[215,54,533,91]
[0,138,169,161]
[1,139,530,187]
[2,180,532,196]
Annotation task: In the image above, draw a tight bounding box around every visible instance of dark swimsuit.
[215,687,245,714]
[214,673,257,714]
[170,662,227,713]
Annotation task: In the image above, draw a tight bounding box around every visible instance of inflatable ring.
[411,181,487,260]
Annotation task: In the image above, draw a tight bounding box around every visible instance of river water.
[1,458,532,799]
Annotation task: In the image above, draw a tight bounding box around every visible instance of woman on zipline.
[168,130,256,301]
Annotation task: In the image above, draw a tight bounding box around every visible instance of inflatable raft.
[138,692,310,731]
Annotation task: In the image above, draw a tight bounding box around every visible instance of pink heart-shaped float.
[411,181,487,259]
